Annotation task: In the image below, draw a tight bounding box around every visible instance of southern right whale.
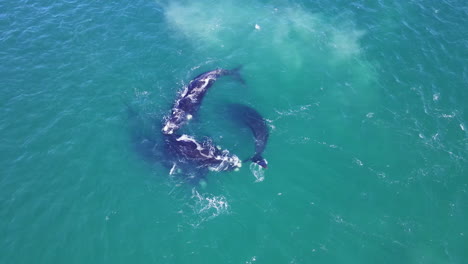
[162,67,244,135]
[227,103,269,169]
[164,134,242,172]
[127,109,241,183]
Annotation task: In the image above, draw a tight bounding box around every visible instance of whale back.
[227,103,269,153]
[164,134,242,172]
[162,67,244,135]
[226,103,269,168]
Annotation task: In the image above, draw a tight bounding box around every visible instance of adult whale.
[126,104,227,183]
[164,134,242,172]
[227,103,269,169]
[162,67,244,135]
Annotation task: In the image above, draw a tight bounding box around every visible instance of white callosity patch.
[185,76,214,102]
[208,153,242,172]
[177,134,200,144]
[162,105,185,134]
[162,119,178,134]
[176,134,215,159]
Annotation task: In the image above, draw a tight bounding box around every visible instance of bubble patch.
[250,162,265,182]
[189,189,230,226]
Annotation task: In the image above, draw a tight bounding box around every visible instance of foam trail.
[250,163,265,182]
[189,189,230,226]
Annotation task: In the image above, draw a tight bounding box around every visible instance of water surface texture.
[1,0,467,263]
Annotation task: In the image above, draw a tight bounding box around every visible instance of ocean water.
[1,0,467,263]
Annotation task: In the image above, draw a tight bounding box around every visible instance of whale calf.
[227,103,269,168]
[162,67,243,135]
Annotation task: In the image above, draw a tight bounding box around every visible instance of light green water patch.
[161,0,377,107]
[158,1,382,173]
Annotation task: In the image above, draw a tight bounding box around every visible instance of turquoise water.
[1,0,467,263]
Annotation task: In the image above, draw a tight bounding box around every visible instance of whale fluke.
[244,154,268,169]
[224,65,245,85]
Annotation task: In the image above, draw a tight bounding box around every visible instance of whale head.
[162,110,188,135]
[162,122,176,134]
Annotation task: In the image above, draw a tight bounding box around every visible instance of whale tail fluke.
[245,154,268,169]
[226,65,246,85]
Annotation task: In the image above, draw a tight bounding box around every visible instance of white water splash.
[245,256,257,264]
[250,163,265,182]
[133,87,150,98]
[274,104,313,117]
[190,189,230,225]
[353,158,364,166]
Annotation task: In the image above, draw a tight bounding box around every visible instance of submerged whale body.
[162,67,243,135]
[227,103,269,168]
[164,134,242,172]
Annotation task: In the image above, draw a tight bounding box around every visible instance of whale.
[127,104,212,183]
[162,67,244,135]
[227,103,269,168]
[128,122,241,183]
[164,134,242,172]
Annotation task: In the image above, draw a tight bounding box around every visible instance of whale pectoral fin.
[169,163,177,175]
